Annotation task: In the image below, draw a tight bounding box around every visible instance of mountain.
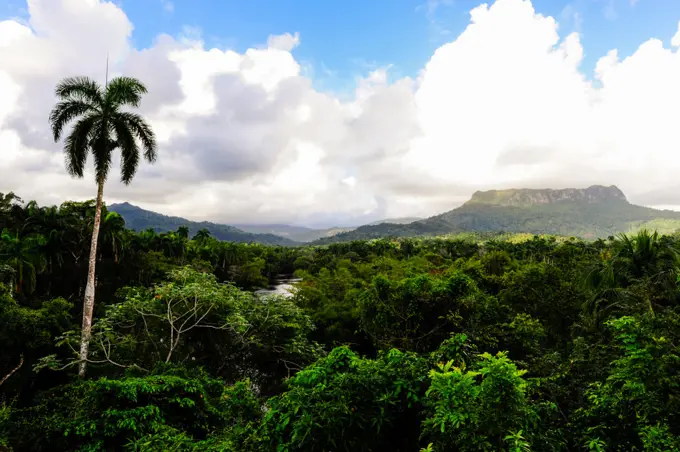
[233,224,353,242]
[464,185,628,206]
[234,218,422,242]
[109,203,298,246]
[313,185,680,243]
[365,217,423,226]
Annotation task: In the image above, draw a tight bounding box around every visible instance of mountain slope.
[232,218,422,242]
[314,185,680,243]
[365,217,423,226]
[109,203,298,246]
[233,224,354,242]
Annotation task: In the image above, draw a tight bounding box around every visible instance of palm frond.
[64,114,100,178]
[49,100,99,142]
[105,76,148,108]
[89,121,114,183]
[55,76,104,105]
[113,117,140,184]
[117,111,157,163]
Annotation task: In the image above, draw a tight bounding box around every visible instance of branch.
[136,307,161,356]
[178,303,216,334]
[194,323,231,331]
[0,354,24,387]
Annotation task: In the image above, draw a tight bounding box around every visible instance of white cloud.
[1,0,680,227]
[267,32,300,52]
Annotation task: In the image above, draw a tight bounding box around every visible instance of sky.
[2,0,680,228]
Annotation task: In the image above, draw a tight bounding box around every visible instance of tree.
[49,75,157,377]
[0,230,45,294]
[193,228,212,245]
[100,211,127,263]
[177,226,190,240]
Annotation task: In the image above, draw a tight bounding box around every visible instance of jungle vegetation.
[2,191,680,450]
[1,75,679,451]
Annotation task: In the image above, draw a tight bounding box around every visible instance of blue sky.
[2,0,679,90]
[132,0,678,86]
[3,0,680,224]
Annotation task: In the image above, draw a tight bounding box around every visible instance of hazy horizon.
[48,184,680,230]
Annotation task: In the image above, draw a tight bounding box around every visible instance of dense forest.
[2,190,680,451]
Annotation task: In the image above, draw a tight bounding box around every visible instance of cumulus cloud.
[1,0,680,226]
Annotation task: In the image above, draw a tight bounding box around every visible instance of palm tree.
[614,229,680,313]
[0,230,46,294]
[177,226,189,240]
[193,228,211,246]
[0,192,21,214]
[101,211,127,263]
[49,75,157,377]
[582,256,631,326]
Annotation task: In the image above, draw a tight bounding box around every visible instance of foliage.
[253,346,429,452]
[12,368,234,451]
[575,314,680,450]
[2,194,680,452]
[423,351,536,451]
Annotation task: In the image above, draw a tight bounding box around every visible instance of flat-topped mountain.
[314,185,680,243]
[466,185,627,207]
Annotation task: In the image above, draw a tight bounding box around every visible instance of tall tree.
[49,75,157,377]
[0,230,45,294]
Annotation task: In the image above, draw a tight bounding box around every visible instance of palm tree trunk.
[78,178,105,378]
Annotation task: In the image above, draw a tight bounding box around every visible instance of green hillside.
[315,185,680,243]
[109,202,298,246]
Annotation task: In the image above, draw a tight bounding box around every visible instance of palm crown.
[49,76,157,184]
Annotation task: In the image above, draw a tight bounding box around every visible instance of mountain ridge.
[109,203,299,246]
[111,203,425,244]
[110,185,680,246]
[465,185,627,207]
[313,185,680,244]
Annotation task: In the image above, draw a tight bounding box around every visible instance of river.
[254,276,302,298]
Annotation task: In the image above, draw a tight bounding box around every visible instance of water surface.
[254,277,301,298]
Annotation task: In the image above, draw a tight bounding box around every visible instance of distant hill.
[364,217,423,226]
[233,224,354,243]
[109,203,298,246]
[109,203,422,244]
[233,218,421,242]
[313,185,680,244]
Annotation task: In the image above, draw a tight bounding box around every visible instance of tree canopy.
[2,192,680,451]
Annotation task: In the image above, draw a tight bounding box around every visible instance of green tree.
[101,211,127,264]
[423,351,537,451]
[193,228,212,246]
[255,346,428,452]
[49,75,157,377]
[0,230,45,294]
